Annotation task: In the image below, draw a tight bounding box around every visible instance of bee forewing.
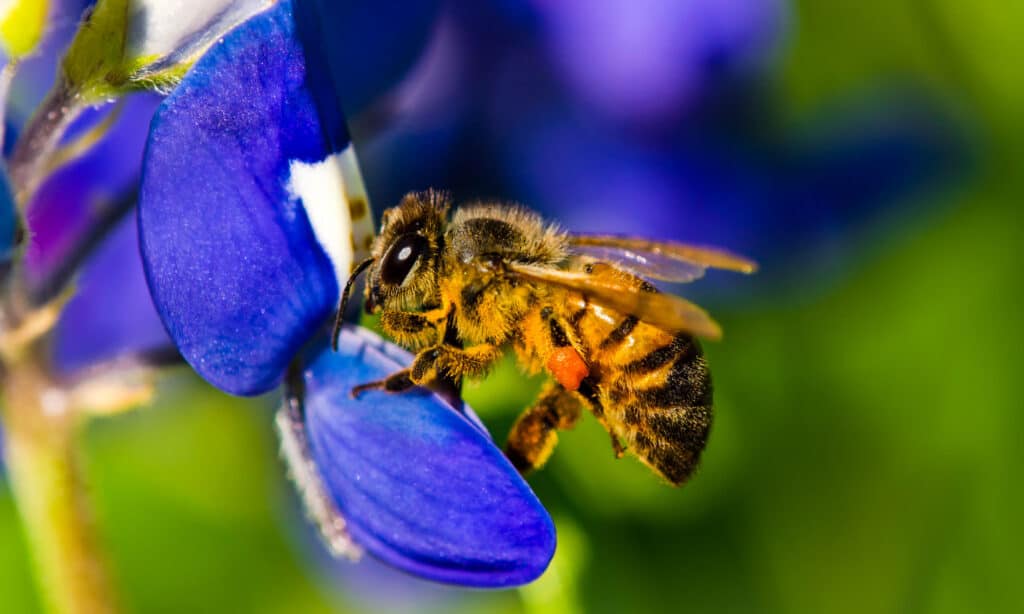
[570,235,758,277]
[509,264,723,339]
[571,245,707,283]
[632,290,723,340]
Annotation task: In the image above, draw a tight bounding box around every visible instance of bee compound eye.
[381,233,427,285]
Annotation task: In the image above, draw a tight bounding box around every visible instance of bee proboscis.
[335,190,755,485]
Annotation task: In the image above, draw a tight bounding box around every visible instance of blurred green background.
[2,1,1022,613]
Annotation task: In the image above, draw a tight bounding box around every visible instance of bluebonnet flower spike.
[287,326,555,588]
[139,0,374,395]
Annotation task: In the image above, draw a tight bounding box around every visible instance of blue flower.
[300,326,555,586]
[137,0,554,587]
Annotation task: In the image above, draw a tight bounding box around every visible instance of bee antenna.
[332,257,375,351]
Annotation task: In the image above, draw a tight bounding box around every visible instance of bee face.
[365,191,450,313]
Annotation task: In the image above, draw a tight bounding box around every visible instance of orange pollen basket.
[546,347,589,391]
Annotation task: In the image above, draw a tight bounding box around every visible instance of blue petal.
[139,0,347,395]
[304,326,555,587]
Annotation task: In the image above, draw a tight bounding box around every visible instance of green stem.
[2,358,118,614]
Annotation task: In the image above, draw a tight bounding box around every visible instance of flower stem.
[1,358,119,614]
[7,79,86,209]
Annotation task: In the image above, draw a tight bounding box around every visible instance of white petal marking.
[287,145,376,300]
[288,153,355,296]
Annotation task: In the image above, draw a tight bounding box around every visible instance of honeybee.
[335,190,755,485]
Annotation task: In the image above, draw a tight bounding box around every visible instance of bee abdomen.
[635,346,711,408]
[630,404,711,485]
[599,315,638,349]
[610,334,713,486]
[623,333,697,375]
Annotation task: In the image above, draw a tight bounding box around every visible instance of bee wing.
[570,235,758,283]
[509,263,723,339]
[571,245,708,283]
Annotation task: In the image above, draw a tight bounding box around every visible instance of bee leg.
[357,344,458,393]
[608,432,626,459]
[350,343,500,398]
[504,383,582,474]
[350,369,415,398]
[576,377,625,460]
[379,310,444,350]
[432,344,503,380]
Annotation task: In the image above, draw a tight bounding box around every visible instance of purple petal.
[51,212,172,376]
[24,94,162,286]
[303,326,555,587]
[139,0,369,395]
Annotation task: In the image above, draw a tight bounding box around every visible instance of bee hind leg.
[504,383,582,474]
[608,431,626,459]
[577,377,626,460]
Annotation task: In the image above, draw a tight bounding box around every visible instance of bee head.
[363,190,450,313]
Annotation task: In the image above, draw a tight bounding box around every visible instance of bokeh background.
[2,0,1022,612]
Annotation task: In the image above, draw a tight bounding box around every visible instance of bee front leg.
[431,343,503,380]
[504,383,583,474]
[351,309,447,397]
[379,309,445,350]
[350,369,415,398]
[349,343,500,397]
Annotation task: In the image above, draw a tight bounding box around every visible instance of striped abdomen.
[565,295,713,486]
